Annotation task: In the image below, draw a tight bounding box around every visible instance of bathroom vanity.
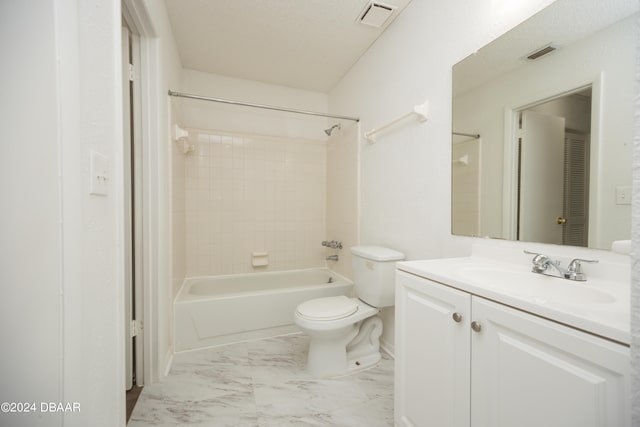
[394,249,630,427]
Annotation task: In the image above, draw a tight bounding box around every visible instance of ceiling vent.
[358,1,397,28]
[524,43,558,61]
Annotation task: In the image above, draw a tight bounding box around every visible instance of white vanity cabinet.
[395,270,630,427]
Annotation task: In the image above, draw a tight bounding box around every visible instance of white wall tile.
[184,131,327,276]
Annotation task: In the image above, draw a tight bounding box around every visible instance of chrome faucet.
[322,240,343,250]
[565,258,599,281]
[524,251,598,281]
[528,252,566,277]
[326,255,339,261]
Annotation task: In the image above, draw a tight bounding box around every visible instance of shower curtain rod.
[452,131,480,139]
[168,90,359,122]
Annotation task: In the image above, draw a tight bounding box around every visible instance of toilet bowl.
[294,295,381,376]
[294,246,404,377]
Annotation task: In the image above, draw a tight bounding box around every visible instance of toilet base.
[346,350,381,375]
[345,316,383,374]
[305,315,384,377]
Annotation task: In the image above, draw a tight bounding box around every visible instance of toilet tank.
[350,246,405,308]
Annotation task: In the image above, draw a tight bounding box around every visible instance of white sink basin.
[397,255,630,344]
[456,266,616,305]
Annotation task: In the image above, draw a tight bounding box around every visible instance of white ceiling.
[164,0,412,93]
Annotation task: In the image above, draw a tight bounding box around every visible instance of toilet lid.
[296,296,358,321]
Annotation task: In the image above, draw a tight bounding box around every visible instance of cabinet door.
[395,271,471,427]
[471,297,629,427]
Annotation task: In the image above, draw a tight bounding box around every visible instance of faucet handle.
[523,250,542,256]
[565,258,598,281]
[523,250,545,263]
[524,250,551,273]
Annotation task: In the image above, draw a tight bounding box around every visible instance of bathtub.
[174,268,353,352]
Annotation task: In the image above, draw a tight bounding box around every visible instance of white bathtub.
[174,268,353,352]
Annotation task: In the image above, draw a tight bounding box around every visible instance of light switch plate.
[615,186,631,205]
[90,150,109,196]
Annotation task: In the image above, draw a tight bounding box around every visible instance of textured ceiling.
[165,0,412,92]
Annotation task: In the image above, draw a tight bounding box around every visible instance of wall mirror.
[451,0,637,250]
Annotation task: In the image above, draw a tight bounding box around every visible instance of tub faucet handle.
[322,240,343,249]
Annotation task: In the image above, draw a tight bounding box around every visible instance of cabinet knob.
[471,321,482,333]
[452,312,463,323]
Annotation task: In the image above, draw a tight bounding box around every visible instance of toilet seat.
[296,296,358,321]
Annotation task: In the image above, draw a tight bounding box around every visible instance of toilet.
[294,246,404,376]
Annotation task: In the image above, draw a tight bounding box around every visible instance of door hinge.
[129,63,135,82]
[130,319,141,337]
[517,112,523,137]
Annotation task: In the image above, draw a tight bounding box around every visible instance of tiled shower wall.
[324,123,359,279]
[451,138,480,237]
[184,131,327,276]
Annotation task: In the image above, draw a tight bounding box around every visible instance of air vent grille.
[525,44,558,61]
[358,1,396,28]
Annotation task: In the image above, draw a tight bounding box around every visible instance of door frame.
[502,74,603,244]
[121,0,167,385]
[122,21,134,390]
[121,7,144,388]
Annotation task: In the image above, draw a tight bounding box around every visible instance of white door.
[471,297,630,427]
[519,110,565,244]
[395,272,471,427]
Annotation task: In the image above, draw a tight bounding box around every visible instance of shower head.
[324,123,341,136]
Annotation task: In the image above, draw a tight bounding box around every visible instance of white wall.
[0,2,64,425]
[0,1,185,424]
[1,1,125,426]
[631,5,640,421]
[180,69,330,140]
[329,0,558,351]
[632,15,640,418]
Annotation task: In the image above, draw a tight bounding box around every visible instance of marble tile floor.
[128,333,394,426]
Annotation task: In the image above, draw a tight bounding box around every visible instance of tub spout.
[326,255,339,261]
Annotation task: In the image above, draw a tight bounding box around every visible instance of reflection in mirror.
[451,0,638,250]
[518,88,591,247]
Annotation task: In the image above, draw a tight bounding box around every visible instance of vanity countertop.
[397,256,630,345]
